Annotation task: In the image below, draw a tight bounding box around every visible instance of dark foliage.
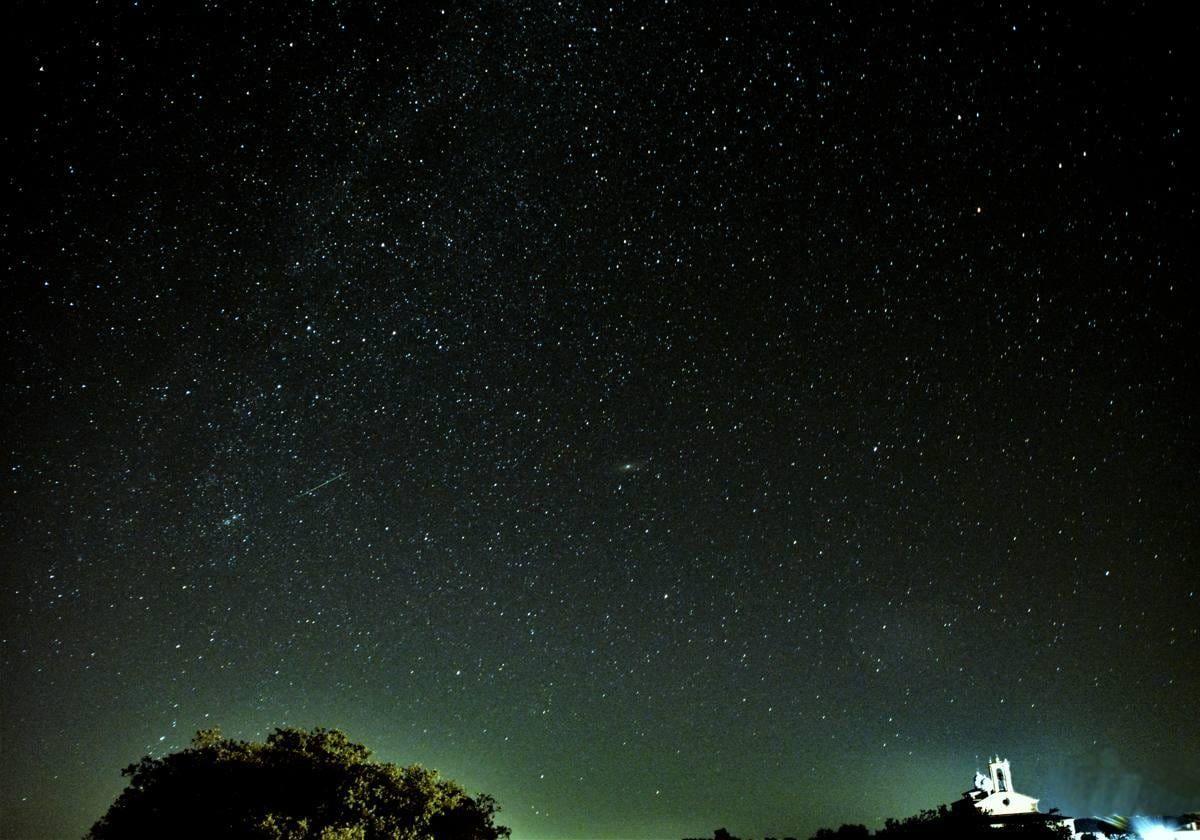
[86,727,510,840]
[802,805,1073,840]
[875,805,1071,839]
[810,825,870,840]
[692,806,1078,840]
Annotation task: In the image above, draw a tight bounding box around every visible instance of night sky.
[4,2,1197,838]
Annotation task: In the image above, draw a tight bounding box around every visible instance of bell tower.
[988,756,1012,793]
[960,755,1039,816]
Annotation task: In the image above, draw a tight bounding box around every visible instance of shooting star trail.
[294,470,348,500]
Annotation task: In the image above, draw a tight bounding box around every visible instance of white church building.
[954,756,1200,839]
[958,756,1041,816]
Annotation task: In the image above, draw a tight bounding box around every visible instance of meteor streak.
[294,470,348,499]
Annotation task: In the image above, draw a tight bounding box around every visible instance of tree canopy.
[86,727,510,840]
[814,805,1074,840]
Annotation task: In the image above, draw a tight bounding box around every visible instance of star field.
[4,2,1197,838]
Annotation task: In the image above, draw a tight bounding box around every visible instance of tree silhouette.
[86,727,510,840]
[810,826,869,840]
[870,805,1070,839]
